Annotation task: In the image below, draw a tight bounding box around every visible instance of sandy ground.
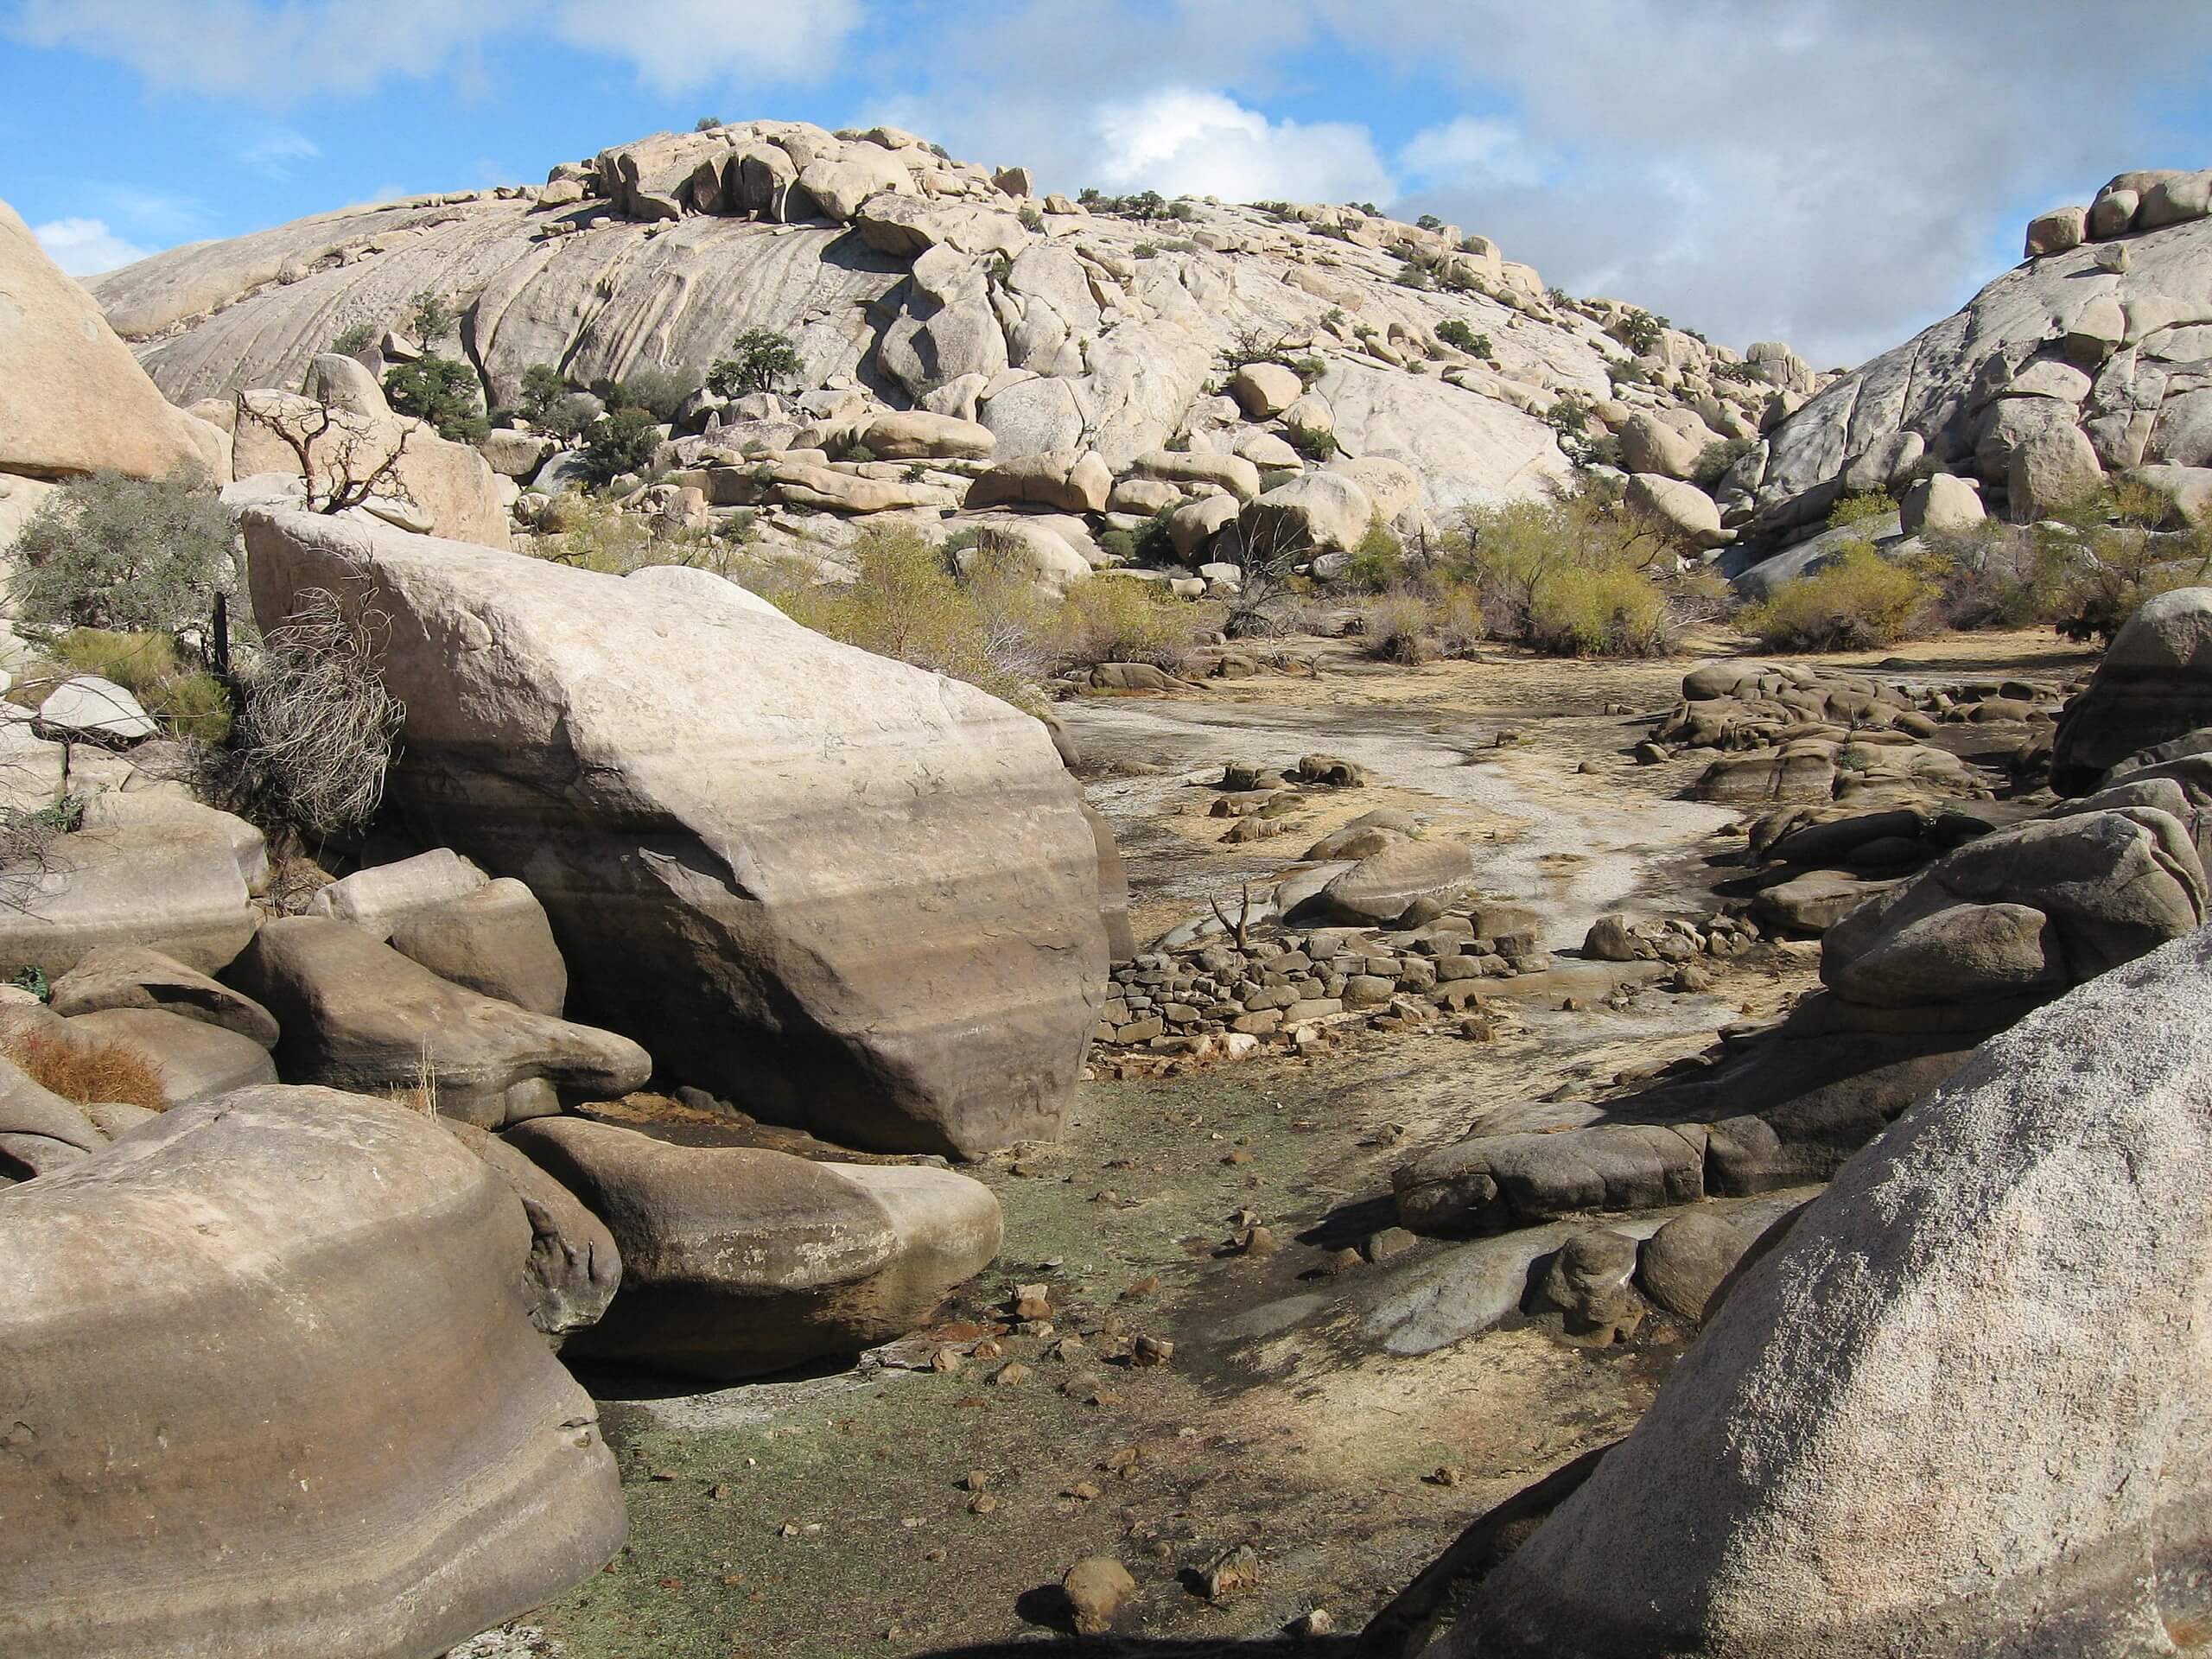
[488,629,2091,1659]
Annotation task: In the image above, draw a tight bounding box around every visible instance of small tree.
[578,407,662,487]
[1436,319,1491,356]
[9,467,234,632]
[407,290,456,342]
[517,363,567,423]
[383,355,486,443]
[705,327,804,398]
[237,397,416,517]
[329,321,377,356]
[695,115,723,131]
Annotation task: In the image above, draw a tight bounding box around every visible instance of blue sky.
[6,0,2210,365]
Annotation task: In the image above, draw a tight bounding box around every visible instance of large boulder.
[0,1086,626,1656]
[1623,473,1727,549]
[2051,586,2212,793]
[1240,470,1376,556]
[964,449,1112,512]
[0,198,223,482]
[243,507,1109,1157]
[230,917,651,1129]
[1435,925,2212,1659]
[0,793,264,980]
[48,944,278,1043]
[505,1116,1002,1380]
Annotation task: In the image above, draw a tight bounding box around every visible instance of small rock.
[1199,1542,1262,1601]
[1132,1335,1174,1368]
[991,1362,1034,1388]
[929,1347,964,1374]
[1235,1224,1278,1256]
[1066,1479,1101,1501]
[968,1493,998,1515]
[1294,1609,1335,1637]
[961,1470,990,1491]
[1062,1556,1136,1636]
[1013,1282,1053,1319]
[1120,1274,1160,1301]
[1426,1465,1464,1487]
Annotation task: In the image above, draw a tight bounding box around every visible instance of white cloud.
[238,127,321,178]
[1088,87,1393,204]
[551,0,862,90]
[1399,116,1544,191]
[33,217,156,276]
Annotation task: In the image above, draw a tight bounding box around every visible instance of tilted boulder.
[0,1086,626,1657]
[505,1116,1002,1380]
[231,917,651,1128]
[1434,926,2212,1659]
[2050,585,2212,794]
[0,1052,107,1180]
[244,507,1109,1156]
[48,942,281,1046]
[0,198,225,481]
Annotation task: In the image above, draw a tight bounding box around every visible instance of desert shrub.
[1097,526,1137,563]
[35,629,231,743]
[1546,393,1592,439]
[705,327,804,398]
[407,291,455,342]
[845,442,879,465]
[1435,320,1491,355]
[1394,262,1433,290]
[329,321,377,356]
[1827,491,1895,530]
[1692,436,1758,489]
[1122,189,1166,220]
[1050,575,1198,672]
[540,393,600,442]
[1292,354,1328,385]
[695,115,722,131]
[1611,308,1667,354]
[1132,243,1159,259]
[1019,205,1045,232]
[1168,200,1197,222]
[607,366,700,424]
[577,408,663,487]
[1446,489,1675,657]
[383,355,486,443]
[775,524,1044,705]
[1528,564,1671,656]
[1132,507,1179,566]
[527,494,656,573]
[1363,592,1436,664]
[1341,519,1406,590]
[1416,213,1444,232]
[227,588,405,838]
[1739,542,1934,652]
[1286,424,1339,461]
[517,363,567,423]
[1,1029,167,1110]
[1718,359,1766,385]
[9,467,234,633]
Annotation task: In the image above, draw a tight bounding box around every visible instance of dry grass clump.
[385,1043,441,1116]
[227,588,405,838]
[2,1030,168,1110]
[1740,542,1936,652]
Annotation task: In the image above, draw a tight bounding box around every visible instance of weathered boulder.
[308,848,490,938]
[1617,412,1707,480]
[1624,473,1727,549]
[37,676,158,741]
[0,794,264,979]
[0,1086,626,1656]
[230,917,651,1129]
[2024,204,2088,257]
[49,944,278,1046]
[244,508,1109,1156]
[1126,448,1262,503]
[0,198,223,482]
[861,409,995,461]
[2051,586,2212,793]
[1228,362,1302,419]
[0,1052,107,1180]
[1241,470,1376,555]
[388,878,569,1017]
[964,449,1112,512]
[1170,493,1242,560]
[1314,839,1471,925]
[1438,926,2212,1659]
[443,1119,621,1342]
[1898,470,1986,536]
[58,1005,277,1106]
[2007,421,2104,520]
[505,1116,1002,1380]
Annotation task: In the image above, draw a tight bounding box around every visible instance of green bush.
[1446,489,1675,657]
[705,328,803,398]
[383,355,486,443]
[1132,243,1159,259]
[1019,205,1045,232]
[1827,491,1895,530]
[526,494,656,573]
[9,467,233,633]
[1611,308,1668,354]
[1363,592,1436,664]
[602,367,699,424]
[1435,320,1491,356]
[1292,354,1328,386]
[1052,575,1197,672]
[1341,519,1405,591]
[1718,359,1767,385]
[517,363,566,423]
[1286,424,1339,461]
[1739,543,1934,651]
[1692,436,1758,489]
[695,115,722,131]
[36,628,231,743]
[329,321,377,356]
[577,408,663,487]
[1528,564,1670,656]
[1167,200,1197,222]
[1394,261,1433,289]
[540,392,600,442]
[1416,213,1444,232]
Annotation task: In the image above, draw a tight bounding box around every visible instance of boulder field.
[243,505,1111,1157]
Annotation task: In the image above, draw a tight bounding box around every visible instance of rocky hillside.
[88,120,1817,529]
[1740,168,2212,546]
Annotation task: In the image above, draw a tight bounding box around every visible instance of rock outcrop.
[245,506,1109,1156]
[0,1086,627,1656]
[2050,584,2212,792]
[1432,925,2212,1659]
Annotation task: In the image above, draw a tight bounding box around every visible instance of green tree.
[383,355,486,443]
[578,407,663,486]
[407,290,456,341]
[518,363,567,422]
[705,327,804,398]
[9,467,233,633]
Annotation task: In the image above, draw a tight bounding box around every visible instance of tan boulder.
[0,199,221,481]
[1127,448,1262,502]
[862,409,996,461]
[964,449,1113,512]
[234,388,511,548]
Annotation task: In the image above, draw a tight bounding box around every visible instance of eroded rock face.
[0,1086,626,1657]
[245,507,1109,1156]
[505,1116,1002,1380]
[1440,927,2212,1659]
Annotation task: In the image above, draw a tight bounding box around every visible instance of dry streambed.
[501,631,2083,1658]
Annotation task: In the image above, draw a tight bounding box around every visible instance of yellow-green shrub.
[1447,490,1674,657]
[1529,564,1671,656]
[1827,491,1895,529]
[35,629,232,743]
[1051,575,1198,671]
[1740,542,1933,651]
